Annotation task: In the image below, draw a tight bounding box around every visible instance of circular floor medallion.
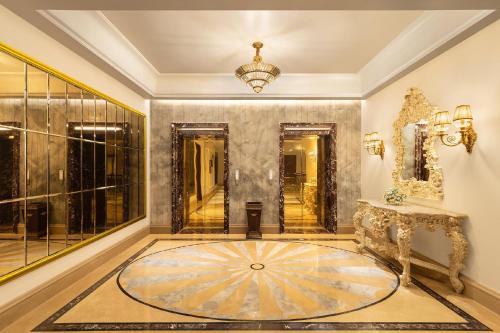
[117,241,399,321]
[250,263,265,270]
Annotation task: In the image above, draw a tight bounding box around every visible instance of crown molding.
[38,9,158,96]
[7,7,498,99]
[155,73,362,99]
[359,10,497,97]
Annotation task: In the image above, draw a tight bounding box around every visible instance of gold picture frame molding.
[0,41,148,286]
[392,87,444,200]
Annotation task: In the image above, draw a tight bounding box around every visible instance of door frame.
[171,123,229,234]
[279,123,337,233]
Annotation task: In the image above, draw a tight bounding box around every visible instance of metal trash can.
[246,201,262,239]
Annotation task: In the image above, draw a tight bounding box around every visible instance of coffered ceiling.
[102,10,421,74]
[1,0,498,98]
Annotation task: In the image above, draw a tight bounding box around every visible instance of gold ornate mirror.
[392,88,444,200]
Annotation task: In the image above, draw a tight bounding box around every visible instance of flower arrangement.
[384,187,407,205]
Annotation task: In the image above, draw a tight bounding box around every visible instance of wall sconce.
[433,105,477,153]
[268,169,273,184]
[234,169,240,185]
[363,132,384,159]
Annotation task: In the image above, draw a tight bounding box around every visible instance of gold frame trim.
[0,42,145,117]
[392,88,444,200]
[0,41,148,286]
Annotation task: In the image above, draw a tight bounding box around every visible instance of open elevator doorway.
[279,123,337,234]
[171,123,229,234]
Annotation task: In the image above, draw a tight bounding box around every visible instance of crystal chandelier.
[235,42,280,93]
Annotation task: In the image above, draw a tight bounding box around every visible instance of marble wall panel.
[150,100,361,229]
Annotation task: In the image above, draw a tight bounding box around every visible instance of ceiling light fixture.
[235,41,280,94]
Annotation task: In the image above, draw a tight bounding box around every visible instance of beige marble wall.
[150,100,361,229]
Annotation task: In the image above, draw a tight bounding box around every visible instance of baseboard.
[150,225,172,234]
[150,224,354,235]
[0,225,149,330]
[337,224,355,234]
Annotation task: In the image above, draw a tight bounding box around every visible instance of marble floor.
[2,234,499,332]
[181,190,225,233]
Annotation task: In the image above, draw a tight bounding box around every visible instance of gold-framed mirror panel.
[392,88,444,200]
[0,42,147,285]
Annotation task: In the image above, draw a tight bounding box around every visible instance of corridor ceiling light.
[235,41,280,94]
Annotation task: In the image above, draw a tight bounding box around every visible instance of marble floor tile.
[1,234,499,332]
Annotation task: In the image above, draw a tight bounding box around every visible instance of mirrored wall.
[0,48,146,279]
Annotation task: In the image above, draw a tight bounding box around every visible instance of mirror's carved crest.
[392,87,444,200]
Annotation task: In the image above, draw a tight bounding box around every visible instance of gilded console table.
[353,199,468,293]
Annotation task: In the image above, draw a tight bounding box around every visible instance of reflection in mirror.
[27,66,48,133]
[116,186,125,225]
[0,51,25,129]
[401,120,429,181]
[95,98,106,143]
[106,188,116,229]
[26,197,47,264]
[95,142,106,188]
[0,47,145,280]
[67,137,81,193]
[0,200,25,276]
[48,195,65,255]
[27,132,48,197]
[82,92,95,141]
[49,135,65,254]
[95,189,107,232]
[67,192,81,245]
[116,106,124,146]
[67,85,82,139]
[82,191,94,239]
[49,75,66,136]
[0,127,25,274]
[106,102,116,146]
[131,112,138,148]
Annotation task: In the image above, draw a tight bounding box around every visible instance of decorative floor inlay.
[33,238,491,332]
[117,241,399,321]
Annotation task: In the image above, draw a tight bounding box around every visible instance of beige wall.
[361,20,500,292]
[150,100,361,229]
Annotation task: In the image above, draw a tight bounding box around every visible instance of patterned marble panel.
[118,240,398,320]
[150,100,361,230]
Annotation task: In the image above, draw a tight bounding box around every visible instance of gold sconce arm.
[438,126,477,153]
[433,105,477,153]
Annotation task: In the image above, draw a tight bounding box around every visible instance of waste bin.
[246,201,262,239]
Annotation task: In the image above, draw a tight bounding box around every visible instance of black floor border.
[33,238,491,332]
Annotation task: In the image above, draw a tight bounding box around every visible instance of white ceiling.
[102,10,422,73]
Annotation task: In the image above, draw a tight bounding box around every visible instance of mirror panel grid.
[392,88,443,200]
[0,48,146,280]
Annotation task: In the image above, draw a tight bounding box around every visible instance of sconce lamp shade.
[453,104,473,129]
[364,132,380,148]
[433,111,451,134]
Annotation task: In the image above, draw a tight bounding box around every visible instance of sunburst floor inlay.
[117,240,399,321]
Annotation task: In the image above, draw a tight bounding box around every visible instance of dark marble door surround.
[171,123,229,233]
[279,123,337,233]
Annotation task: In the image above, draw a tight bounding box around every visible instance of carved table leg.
[446,219,467,293]
[353,209,366,253]
[396,217,415,287]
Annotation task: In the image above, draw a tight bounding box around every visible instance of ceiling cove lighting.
[235,41,280,94]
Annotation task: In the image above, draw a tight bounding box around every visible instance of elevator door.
[283,135,329,232]
[182,135,225,232]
